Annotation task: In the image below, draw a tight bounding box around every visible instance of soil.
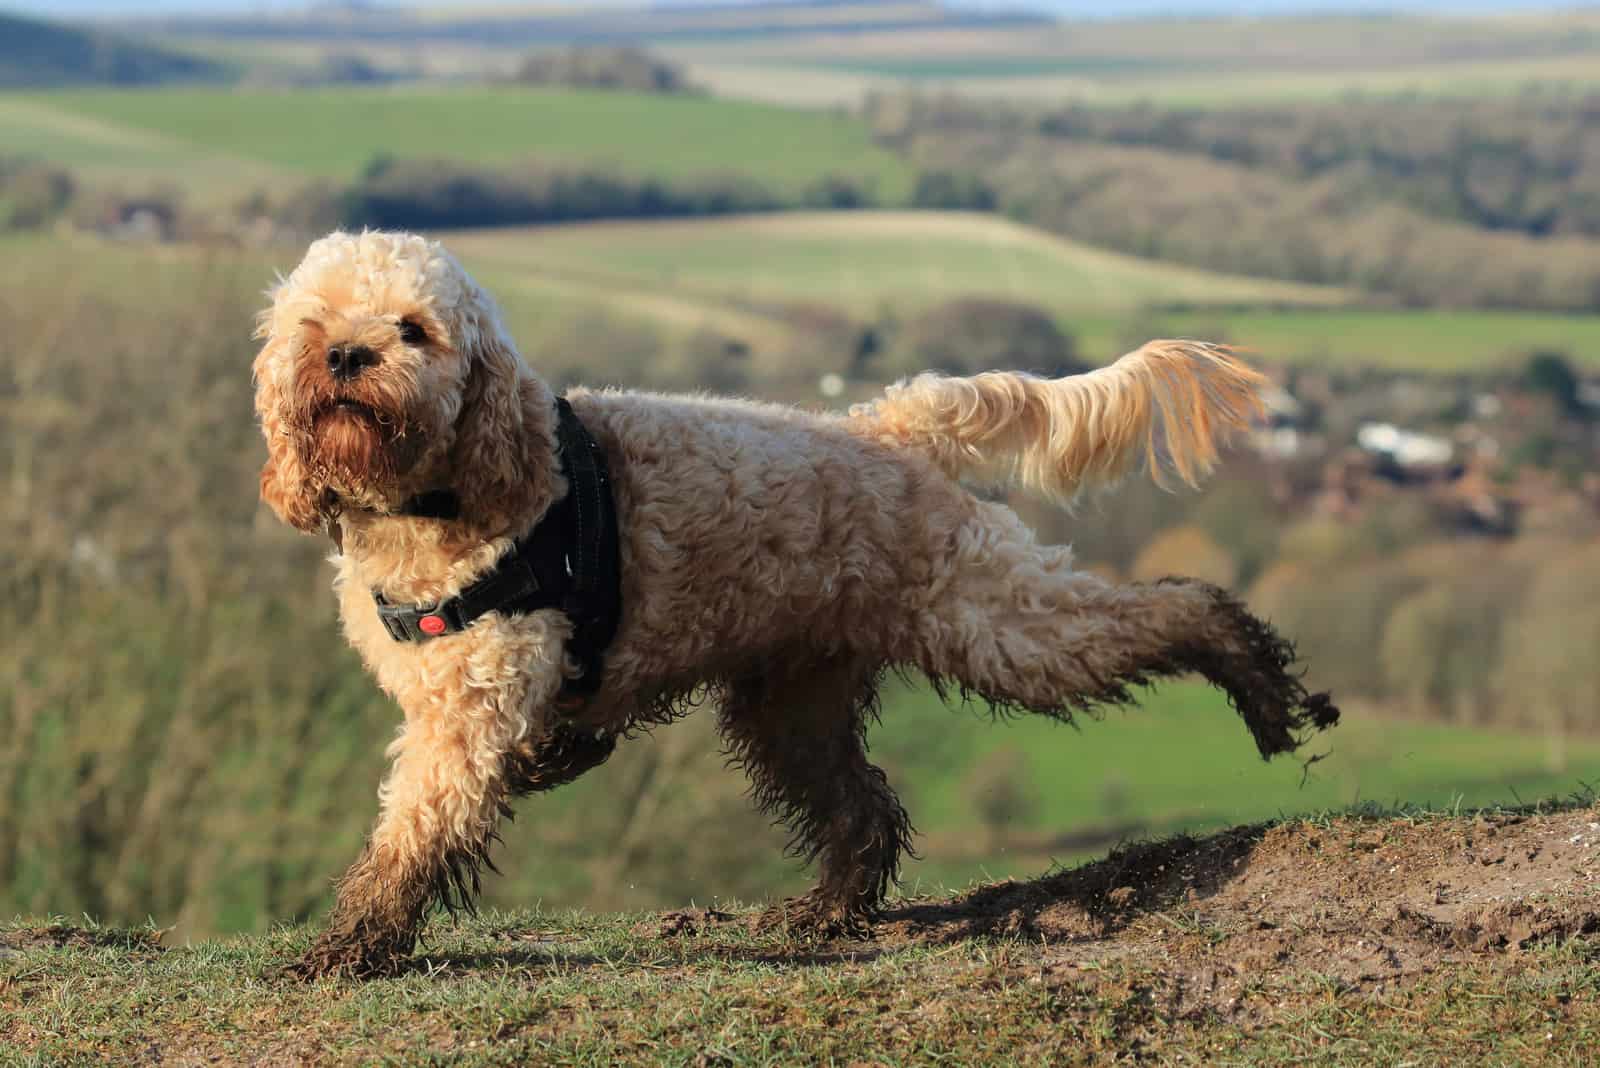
[9,809,1595,1001]
[865,805,1600,1015]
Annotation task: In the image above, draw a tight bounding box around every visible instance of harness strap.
[372,398,622,704]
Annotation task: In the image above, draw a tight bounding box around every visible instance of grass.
[476,677,1600,917]
[443,215,1600,371]
[0,95,283,195]
[443,210,1350,365]
[5,222,1592,409]
[5,798,1597,1064]
[675,11,1600,107]
[1146,307,1600,372]
[7,86,916,200]
[720,54,1600,109]
[868,679,1600,891]
[444,212,1345,316]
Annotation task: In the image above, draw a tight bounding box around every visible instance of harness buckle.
[375,595,455,642]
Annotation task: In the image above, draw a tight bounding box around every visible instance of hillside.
[124,5,1600,105]
[4,85,913,201]
[438,215,1600,374]
[0,12,224,89]
[4,802,1595,1063]
[442,211,1348,365]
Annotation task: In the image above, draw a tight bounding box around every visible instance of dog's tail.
[852,340,1266,504]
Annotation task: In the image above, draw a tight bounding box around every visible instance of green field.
[671,11,1600,106]
[6,86,915,201]
[6,223,1594,377]
[441,216,1600,371]
[446,212,1345,315]
[478,676,1600,915]
[699,52,1600,108]
[867,680,1600,891]
[445,211,1350,365]
[1149,308,1600,372]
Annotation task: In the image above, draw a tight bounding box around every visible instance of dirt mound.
[0,923,165,961]
[876,805,1599,1013]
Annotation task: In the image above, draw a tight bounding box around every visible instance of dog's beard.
[294,392,427,505]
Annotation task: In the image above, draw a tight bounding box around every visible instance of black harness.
[372,398,622,704]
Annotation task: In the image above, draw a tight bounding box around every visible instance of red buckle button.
[418,614,447,636]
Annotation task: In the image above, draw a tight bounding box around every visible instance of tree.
[880,298,1083,382]
[1130,525,1238,590]
[510,46,692,94]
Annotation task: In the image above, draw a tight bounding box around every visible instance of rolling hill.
[0,11,224,89]
[3,85,915,203]
[446,212,1343,311]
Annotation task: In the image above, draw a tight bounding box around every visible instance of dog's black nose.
[327,343,379,381]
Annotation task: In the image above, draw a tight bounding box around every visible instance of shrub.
[510,46,693,94]
[342,157,783,230]
[878,298,1083,381]
[1130,525,1238,589]
[0,160,74,229]
[912,169,996,211]
[962,746,1040,849]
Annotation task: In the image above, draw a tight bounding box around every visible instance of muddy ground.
[5,804,1598,1064]
[876,804,1600,1013]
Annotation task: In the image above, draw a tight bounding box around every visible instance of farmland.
[11,219,1590,377]
[4,86,916,202]
[445,216,1600,373]
[444,212,1345,313]
[128,5,1600,107]
[669,10,1600,105]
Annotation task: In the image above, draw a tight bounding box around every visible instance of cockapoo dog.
[253,230,1337,979]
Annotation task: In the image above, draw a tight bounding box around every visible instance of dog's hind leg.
[719,658,913,937]
[892,504,1337,758]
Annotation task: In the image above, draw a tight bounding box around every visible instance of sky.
[13,1,503,13]
[9,0,1570,17]
[17,1,435,12]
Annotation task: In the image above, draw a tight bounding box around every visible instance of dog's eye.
[398,318,428,345]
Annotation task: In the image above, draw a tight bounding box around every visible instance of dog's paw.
[288,934,406,981]
[753,893,874,941]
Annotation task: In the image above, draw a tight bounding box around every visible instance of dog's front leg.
[295,659,551,980]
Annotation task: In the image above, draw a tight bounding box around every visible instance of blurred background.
[3,0,1600,943]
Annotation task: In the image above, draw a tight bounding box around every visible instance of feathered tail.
[853,340,1266,504]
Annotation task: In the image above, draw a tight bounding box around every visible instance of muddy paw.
[288,933,406,981]
[753,893,873,940]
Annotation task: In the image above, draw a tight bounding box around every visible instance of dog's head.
[253,231,549,534]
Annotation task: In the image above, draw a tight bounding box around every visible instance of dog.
[252,230,1337,979]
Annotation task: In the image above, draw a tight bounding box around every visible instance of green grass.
[0,95,282,194]
[677,12,1600,107]
[443,212,1345,333]
[9,86,915,200]
[5,222,1591,410]
[797,55,1189,80]
[5,800,1597,1064]
[870,679,1600,890]
[445,216,1600,372]
[477,676,1599,915]
[1148,308,1600,372]
[732,54,1600,108]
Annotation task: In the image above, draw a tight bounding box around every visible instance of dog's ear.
[451,309,556,531]
[253,330,331,534]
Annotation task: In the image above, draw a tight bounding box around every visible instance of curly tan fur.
[253,230,1337,979]
[856,341,1267,503]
